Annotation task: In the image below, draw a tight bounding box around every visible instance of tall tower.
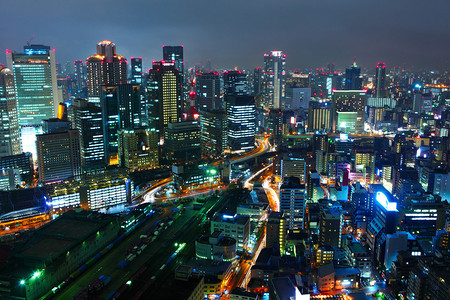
[130,57,143,85]
[226,95,256,151]
[74,60,86,91]
[279,176,306,231]
[162,45,184,79]
[344,61,362,90]
[0,66,21,157]
[375,62,387,98]
[86,40,127,104]
[223,70,248,96]
[196,72,221,111]
[263,50,286,109]
[6,44,58,126]
[146,61,182,140]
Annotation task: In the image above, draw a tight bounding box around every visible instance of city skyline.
[1,0,450,71]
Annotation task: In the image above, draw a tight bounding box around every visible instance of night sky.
[1,0,449,72]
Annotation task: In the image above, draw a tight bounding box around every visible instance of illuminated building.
[263,50,286,109]
[172,165,219,191]
[280,155,306,184]
[0,152,33,182]
[316,245,334,266]
[269,277,309,299]
[318,263,360,292]
[252,67,263,96]
[413,92,433,114]
[162,45,184,84]
[211,213,250,250]
[118,128,158,171]
[384,231,421,270]
[375,62,387,98]
[226,95,256,151]
[0,66,21,157]
[195,231,237,262]
[355,152,375,183]
[73,60,86,91]
[0,210,120,300]
[331,90,367,133]
[146,61,182,139]
[266,211,286,254]
[0,168,20,191]
[196,72,221,111]
[68,98,105,172]
[130,57,143,84]
[307,101,331,132]
[200,109,227,157]
[280,176,306,231]
[101,84,141,165]
[6,44,58,126]
[86,40,127,104]
[284,87,311,110]
[345,242,371,277]
[367,97,396,108]
[164,121,201,162]
[319,206,343,247]
[223,70,248,96]
[344,61,362,90]
[36,129,81,183]
[267,109,283,148]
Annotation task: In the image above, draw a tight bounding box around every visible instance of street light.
[19,280,25,286]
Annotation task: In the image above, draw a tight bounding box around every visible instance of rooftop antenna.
[26,35,36,47]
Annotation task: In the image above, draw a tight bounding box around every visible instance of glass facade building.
[226,95,256,151]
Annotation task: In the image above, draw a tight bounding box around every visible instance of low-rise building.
[345,242,371,278]
[196,231,237,262]
[211,213,250,251]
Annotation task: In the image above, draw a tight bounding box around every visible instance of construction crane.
[26,35,35,47]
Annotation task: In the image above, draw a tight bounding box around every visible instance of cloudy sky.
[1,0,449,73]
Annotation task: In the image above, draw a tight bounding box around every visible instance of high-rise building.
[164,121,201,162]
[86,40,127,104]
[68,98,105,172]
[252,67,263,96]
[319,206,343,247]
[74,60,86,91]
[101,84,141,165]
[308,101,331,132]
[200,109,227,157]
[130,57,143,85]
[226,95,256,151]
[146,61,182,140]
[344,61,362,90]
[375,62,387,98]
[332,90,367,133]
[196,72,221,111]
[162,45,184,86]
[263,50,286,109]
[267,109,283,147]
[6,44,58,126]
[280,155,307,184]
[223,70,248,96]
[36,129,81,183]
[279,176,306,231]
[118,128,158,171]
[0,66,21,157]
[266,211,286,254]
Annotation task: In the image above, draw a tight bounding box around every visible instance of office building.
[284,87,311,110]
[308,101,331,132]
[223,70,248,96]
[0,152,33,182]
[280,155,307,184]
[263,50,286,109]
[118,128,158,171]
[279,176,306,231]
[0,66,21,157]
[101,84,141,165]
[68,98,105,172]
[344,61,362,90]
[226,95,256,151]
[6,44,58,126]
[319,206,343,247]
[164,121,201,162]
[86,40,127,104]
[211,213,250,250]
[73,59,85,91]
[384,232,421,270]
[162,45,184,84]
[266,211,287,254]
[196,72,221,111]
[267,109,283,147]
[375,62,387,98]
[36,129,81,183]
[146,61,182,139]
[195,231,237,262]
[130,57,143,84]
[200,109,227,157]
[332,90,367,133]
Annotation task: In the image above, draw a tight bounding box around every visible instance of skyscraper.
[223,70,248,96]
[164,121,201,162]
[6,44,58,126]
[196,72,221,111]
[0,66,21,157]
[118,128,158,171]
[226,95,256,151]
[146,61,182,140]
[68,98,105,172]
[74,60,86,91]
[130,57,143,85]
[375,62,387,98]
[86,40,127,104]
[344,61,362,90]
[102,84,141,165]
[263,50,286,109]
[200,109,227,157]
[332,90,367,133]
[162,45,184,79]
[279,176,306,231]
